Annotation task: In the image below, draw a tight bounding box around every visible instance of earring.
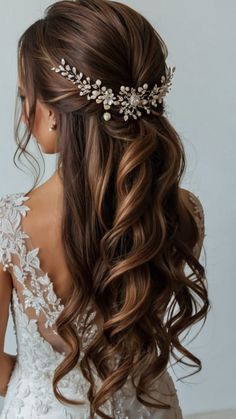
[49,121,56,132]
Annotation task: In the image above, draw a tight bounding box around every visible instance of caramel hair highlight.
[14,1,210,417]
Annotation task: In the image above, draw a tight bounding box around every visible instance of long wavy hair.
[14,0,210,417]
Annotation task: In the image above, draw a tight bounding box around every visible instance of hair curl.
[14,0,211,417]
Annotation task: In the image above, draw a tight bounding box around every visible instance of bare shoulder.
[25,171,63,209]
[22,174,63,234]
[25,176,54,204]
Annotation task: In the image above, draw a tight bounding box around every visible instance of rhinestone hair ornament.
[51,58,176,122]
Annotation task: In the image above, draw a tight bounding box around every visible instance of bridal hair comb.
[51,58,176,122]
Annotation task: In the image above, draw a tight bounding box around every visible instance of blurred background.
[0,1,235,418]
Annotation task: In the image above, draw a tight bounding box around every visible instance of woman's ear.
[33,100,59,154]
[48,108,57,130]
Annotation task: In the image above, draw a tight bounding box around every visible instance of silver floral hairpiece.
[51,58,176,122]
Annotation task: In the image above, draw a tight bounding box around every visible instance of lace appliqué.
[1,288,117,418]
[0,193,65,333]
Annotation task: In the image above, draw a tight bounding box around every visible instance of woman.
[0,0,210,418]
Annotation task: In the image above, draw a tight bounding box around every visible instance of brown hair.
[15,0,210,417]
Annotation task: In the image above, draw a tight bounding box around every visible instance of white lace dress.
[0,191,203,418]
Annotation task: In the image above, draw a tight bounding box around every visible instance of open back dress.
[0,190,205,418]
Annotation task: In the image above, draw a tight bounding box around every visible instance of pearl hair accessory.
[51,58,176,122]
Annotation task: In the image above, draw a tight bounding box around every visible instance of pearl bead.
[103,112,111,121]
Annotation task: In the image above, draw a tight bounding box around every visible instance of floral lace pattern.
[0,192,183,418]
[0,193,65,332]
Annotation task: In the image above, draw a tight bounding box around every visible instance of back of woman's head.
[15,1,210,418]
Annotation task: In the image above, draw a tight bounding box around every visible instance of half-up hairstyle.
[15,0,210,417]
